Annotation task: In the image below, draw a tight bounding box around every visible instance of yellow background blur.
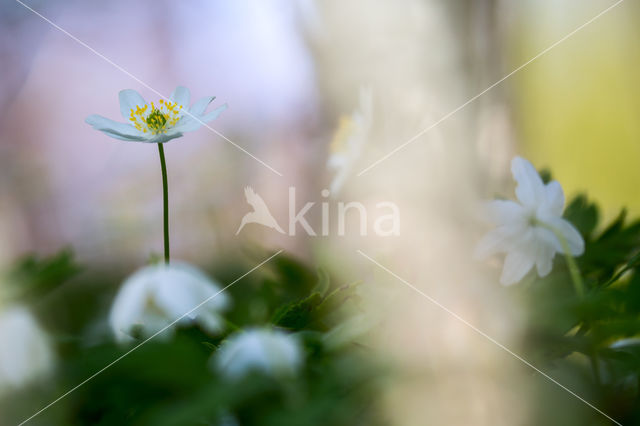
[516,1,640,221]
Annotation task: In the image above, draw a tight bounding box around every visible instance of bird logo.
[236,186,285,235]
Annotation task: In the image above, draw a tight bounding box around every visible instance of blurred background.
[1,0,638,425]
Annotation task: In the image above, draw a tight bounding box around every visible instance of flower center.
[129,100,182,135]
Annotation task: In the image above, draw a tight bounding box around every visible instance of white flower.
[327,88,372,196]
[0,305,53,393]
[86,86,227,143]
[109,262,230,342]
[476,156,585,286]
[213,328,302,380]
[609,337,640,350]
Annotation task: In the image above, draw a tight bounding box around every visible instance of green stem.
[157,143,170,264]
[536,221,602,383]
[558,235,585,298]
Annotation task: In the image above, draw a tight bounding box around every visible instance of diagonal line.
[356,250,622,426]
[17,250,284,426]
[357,0,624,176]
[14,0,283,177]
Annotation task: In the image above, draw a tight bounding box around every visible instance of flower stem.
[536,221,601,383]
[556,233,585,298]
[157,143,170,264]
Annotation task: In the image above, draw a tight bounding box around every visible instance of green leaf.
[272,292,324,330]
[312,268,331,297]
[563,194,599,238]
[538,168,552,184]
[7,249,79,301]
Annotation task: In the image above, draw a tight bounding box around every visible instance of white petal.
[189,96,215,116]
[118,89,147,120]
[171,99,226,134]
[485,200,526,225]
[85,114,148,141]
[109,269,153,341]
[500,249,535,286]
[535,243,555,277]
[0,306,53,391]
[534,226,562,253]
[548,217,585,256]
[214,328,302,380]
[543,180,565,216]
[511,156,545,208]
[201,104,227,122]
[170,86,190,107]
[154,263,228,318]
[475,228,511,259]
[196,311,225,335]
[169,115,203,133]
[147,132,183,144]
[109,262,230,343]
[155,279,198,321]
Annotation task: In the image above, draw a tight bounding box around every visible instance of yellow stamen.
[128,100,183,135]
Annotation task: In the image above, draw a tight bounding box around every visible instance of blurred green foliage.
[517,193,640,425]
[0,252,384,426]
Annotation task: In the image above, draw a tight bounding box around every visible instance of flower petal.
[548,217,585,256]
[154,263,228,319]
[500,249,535,286]
[189,96,215,116]
[535,243,555,277]
[543,180,565,216]
[475,228,511,259]
[214,328,302,380]
[169,116,198,133]
[109,270,151,341]
[172,104,227,133]
[201,104,227,122]
[484,200,526,225]
[147,132,184,144]
[170,86,190,107]
[85,114,147,141]
[534,226,562,253]
[196,311,225,335]
[0,306,53,389]
[511,156,545,208]
[118,90,147,120]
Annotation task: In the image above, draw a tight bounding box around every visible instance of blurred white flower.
[610,337,640,349]
[86,86,227,143]
[323,313,372,350]
[109,262,230,342]
[213,328,302,380]
[327,88,372,196]
[476,156,585,286]
[0,305,53,393]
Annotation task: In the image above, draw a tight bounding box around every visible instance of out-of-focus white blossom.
[86,86,226,143]
[327,88,372,196]
[476,156,584,285]
[0,305,53,393]
[109,262,230,342]
[610,337,640,350]
[213,328,302,380]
